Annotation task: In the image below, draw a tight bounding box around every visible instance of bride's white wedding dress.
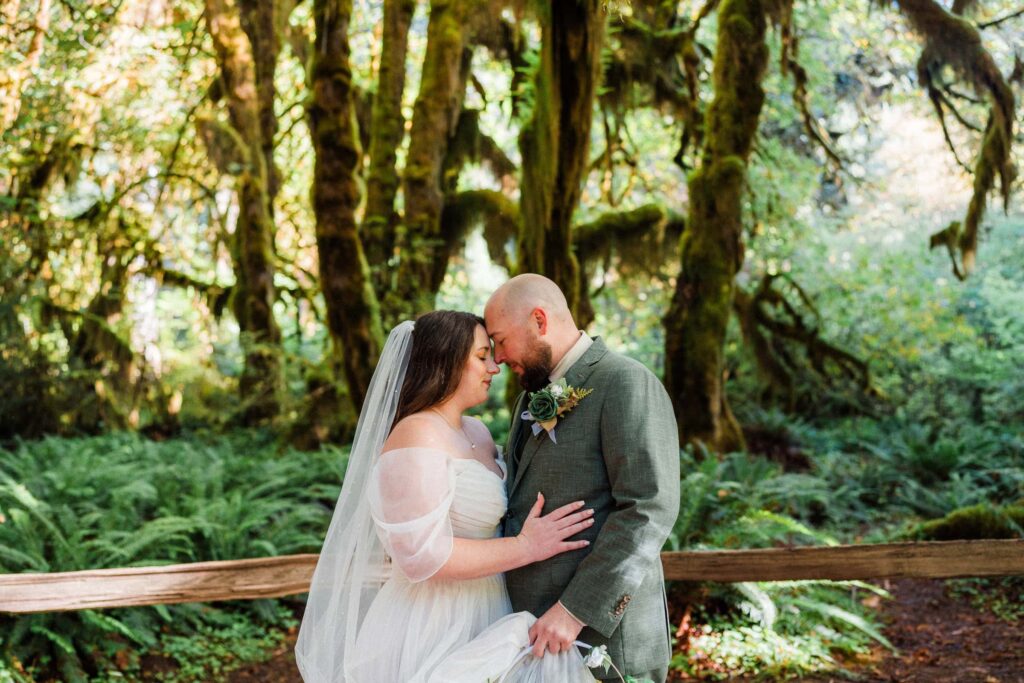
[346,446,597,683]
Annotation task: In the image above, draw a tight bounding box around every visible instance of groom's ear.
[531,307,548,335]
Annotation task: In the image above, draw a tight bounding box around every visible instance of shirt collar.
[549,332,593,382]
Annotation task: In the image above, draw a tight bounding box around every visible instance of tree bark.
[205,0,283,423]
[384,0,473,325]
[68,229,136,430]
[236,0,288,208]
[362,0,416,300]
[309,0,384,412]
[517,0,605,319]
[664,0,770,453]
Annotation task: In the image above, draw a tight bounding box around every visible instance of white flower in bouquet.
[583,644,608,669]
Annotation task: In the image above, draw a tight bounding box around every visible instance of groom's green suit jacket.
[503,337,680,679]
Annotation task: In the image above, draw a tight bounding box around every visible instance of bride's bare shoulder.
[462,416,497,452]
[382,412,449,453]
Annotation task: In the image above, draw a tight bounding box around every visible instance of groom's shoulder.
[592,342,661,385]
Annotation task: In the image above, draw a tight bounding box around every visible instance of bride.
[295,311,601,682]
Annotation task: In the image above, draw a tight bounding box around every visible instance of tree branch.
[978,7,1024,29]
[780,8,845,169]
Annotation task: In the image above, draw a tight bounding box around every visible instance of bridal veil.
[295,321,415,682]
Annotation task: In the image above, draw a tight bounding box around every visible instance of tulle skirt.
[427,612,598,683]
[347,573,596,682]
[347,572,508,682]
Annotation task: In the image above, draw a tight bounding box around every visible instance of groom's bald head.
[484,274,581,390]
[485,274,574,327]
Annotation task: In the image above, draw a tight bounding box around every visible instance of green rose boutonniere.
[522,378,593,443]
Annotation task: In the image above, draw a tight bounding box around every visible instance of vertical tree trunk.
[309,0,384,412]
[362,0,416,300]
[237,0,294,208]
[664,0,769,453]
[13,146,63,289]
[384,0,473,325]
[69,229,135,430]
[516,0,604,319]
[205,0,283,423]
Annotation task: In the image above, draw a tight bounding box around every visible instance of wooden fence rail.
[1,539,1021,615]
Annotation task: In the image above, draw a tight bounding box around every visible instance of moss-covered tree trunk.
[362,0,416,300]
[69,229,135,430]
[664,0,769,453]
[517,0,604,319]
[237,0,289,209]
[309,0,384,412]
[205,0,282,423]
[384,0,472,324]
[7,143,67,295]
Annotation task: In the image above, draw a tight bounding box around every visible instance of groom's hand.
[528,602,584,657]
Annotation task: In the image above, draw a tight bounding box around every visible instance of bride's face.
[453,324,500,408]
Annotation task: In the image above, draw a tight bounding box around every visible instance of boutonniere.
[521,378,593,443]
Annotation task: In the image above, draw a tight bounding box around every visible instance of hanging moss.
[894,0,1017,279]
[443,109,517,189]
[574,203,685,279]
[778,8,844,168]
[443,189,520,267]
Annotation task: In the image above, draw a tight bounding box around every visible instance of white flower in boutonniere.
[521,378,593,443]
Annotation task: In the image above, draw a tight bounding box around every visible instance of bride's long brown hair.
[392,310,486,429]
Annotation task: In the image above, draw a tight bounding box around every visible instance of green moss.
[913,503,1024,541]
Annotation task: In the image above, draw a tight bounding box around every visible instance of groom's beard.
[518,341,553,392]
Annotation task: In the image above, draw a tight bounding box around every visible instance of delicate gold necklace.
[430,408,477,449]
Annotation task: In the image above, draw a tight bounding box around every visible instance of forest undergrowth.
[3,210,1022,680]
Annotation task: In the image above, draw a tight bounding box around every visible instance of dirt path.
[216,579,1023,682]
[839,578,1023,683]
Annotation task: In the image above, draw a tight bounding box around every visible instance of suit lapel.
[510,337,609,495]
[505,391,527,490]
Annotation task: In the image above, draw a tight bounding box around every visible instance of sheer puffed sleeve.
[368,447,455,582]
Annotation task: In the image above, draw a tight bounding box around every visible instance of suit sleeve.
[558,363,680,637]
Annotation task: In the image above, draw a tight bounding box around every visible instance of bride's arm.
[434,493,593,580]
[379,415,593,582]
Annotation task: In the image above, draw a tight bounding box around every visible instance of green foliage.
[141,601,296,683]
[664,447,893,678]
[948,576,1024,623]
[0,432,342,680]
[676,580,890,679]
[664,369,1023,678]
[2,0,1023,679]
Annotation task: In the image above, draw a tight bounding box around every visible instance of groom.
[484,274,680,682]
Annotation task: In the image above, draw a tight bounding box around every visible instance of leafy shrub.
[0,432,342,681]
